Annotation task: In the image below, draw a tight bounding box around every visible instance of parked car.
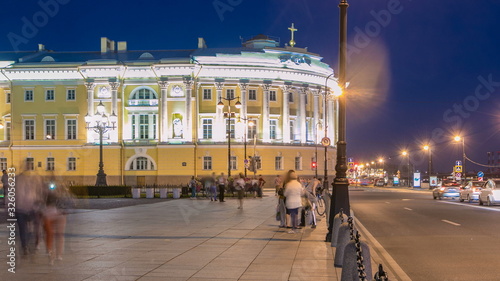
[479,179,500,206]
[459,181,486,202]
[433,185,460,200]
[374,178,385,187]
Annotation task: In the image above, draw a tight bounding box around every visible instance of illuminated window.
[226,119,235,138]
[66,119,77,140]
[130,156,155,170]
[45,119,56,140]
[226,89,235,99]
[202,119,213,139]
[270,120,277,140]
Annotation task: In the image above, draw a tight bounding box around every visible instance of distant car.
[374,178,385,187]
[359,178,371,186]
[479,179,500,206]
[459,181,486,202]
[433,185,460,200]
[348,178,357,185]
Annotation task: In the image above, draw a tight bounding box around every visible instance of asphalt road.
[350,188,500,281]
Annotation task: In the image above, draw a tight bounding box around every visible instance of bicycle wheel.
[316,197,326,216]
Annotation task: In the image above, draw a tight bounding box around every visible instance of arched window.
[129,156,156,170]
[131,88,157,100]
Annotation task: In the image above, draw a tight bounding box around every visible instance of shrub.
[69,185,132,198]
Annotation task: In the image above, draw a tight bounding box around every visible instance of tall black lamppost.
[454,136,466,182]
[218,96,242,177]
[326,0,350,242]
[238,116,255,177]
[423,145,433,177]
[315,122,322,178]
[85,101,117,186]
[402,151,411,187]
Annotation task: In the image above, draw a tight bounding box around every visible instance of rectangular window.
[153,115,157,139]
[139,115,149,139]
[66,119,77,140]
[66,89,76,101]
[26,157,34,171]
[131,115,136,139]
[202,119,213,139]
[68,157,76,171]
[0,158,7,171]
[5,122,11,141]
[290,121,294,141]
[226,119,235,138]
[24,120,35,140]
[254,156,262,170]
[203,88,212,100]
[45,89,55,101]
[46,157,55,171]
[226,89,235,99]
[230,156,237,170]
[275,156,283,170]
[269,90,277,102]
[45,119,56,140]
[203,156,212,170]
[248,119,257,140]
[270,120,277,140]
[248,89,257,101]
[6,92,10,104]
[289,93,294,103]
[295,156,302,171]
[25,90,34,101]
[137,158,148,170]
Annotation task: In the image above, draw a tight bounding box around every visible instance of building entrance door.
[137,176,145,187]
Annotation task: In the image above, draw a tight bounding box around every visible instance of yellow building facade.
[0,36,339,186]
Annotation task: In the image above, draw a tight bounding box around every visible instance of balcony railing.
[128,99,159,106]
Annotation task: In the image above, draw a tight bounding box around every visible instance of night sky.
[1,0,499,174]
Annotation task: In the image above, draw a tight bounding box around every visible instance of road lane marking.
[402,199,413,201]
[438,201,500,212]
[354,217,412,281]
[404,207,412,211]
[385,202,391,204]
[441,219,461,226]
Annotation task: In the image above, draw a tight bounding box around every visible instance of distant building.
[487,151,500,174]
[0,35,340,185]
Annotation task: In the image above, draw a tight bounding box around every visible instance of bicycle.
[315,190,326,216]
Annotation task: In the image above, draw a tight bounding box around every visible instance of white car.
[459,181,487,202]
[479,179,500,206]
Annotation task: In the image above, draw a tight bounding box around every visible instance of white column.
[109,81,120,143]
[262,83,271,142]
[238,82,248,141]
[299,87,307,144]
[281,85,291,143]
[313,90,320,144]
[85,82,95,143]
[215,81,225,141]
[184,77,194,142]
[158,81,169,142]
[328,99,335,146]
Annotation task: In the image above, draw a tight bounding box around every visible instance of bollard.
[374,264,389,281]
[331,209,348,247]
[334,217,354,267]
[341,232,372,281]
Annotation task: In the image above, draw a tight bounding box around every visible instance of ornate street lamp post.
[238,117,255,178]
[326,0,350,242]
[218,97,242,177]
[85,101,117,186]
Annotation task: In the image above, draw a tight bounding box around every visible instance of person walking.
[210,172,217,201]
[217,172,227,202]
[258,175,266,198]
[277,172,290,228]
[251,177,259,198]
[234,173,246,209]
[43,189,69,265]
[305,177,320,228]
[274,175,282,196]
[189,176,197,199]
[283,170,305,234]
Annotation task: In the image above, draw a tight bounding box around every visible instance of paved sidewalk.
[0,191,340,281]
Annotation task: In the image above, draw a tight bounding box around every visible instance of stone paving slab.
[0,191,372,281]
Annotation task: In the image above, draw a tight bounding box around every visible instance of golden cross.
[288,23,297,47]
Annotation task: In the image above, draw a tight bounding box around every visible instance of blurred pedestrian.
[277,172,291,228]
[258,175,266,198]
[274,175,282,196]
[251,177,259,198]
[234,173,246,209]
[217,172,227,202]
[210,172,217,201]
[284,170,305,234]
[306,177,320,228]
[43,187,69,265]
[189,176,197,199]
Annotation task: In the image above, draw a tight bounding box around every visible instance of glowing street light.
[454,135,466,182]
[423,145,433,176]
[401,151,410,187]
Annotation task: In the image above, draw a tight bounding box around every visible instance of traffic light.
[311,161,317,170]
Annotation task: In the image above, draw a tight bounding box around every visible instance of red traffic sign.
[321,137,331,147]
[478,177,484,181]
